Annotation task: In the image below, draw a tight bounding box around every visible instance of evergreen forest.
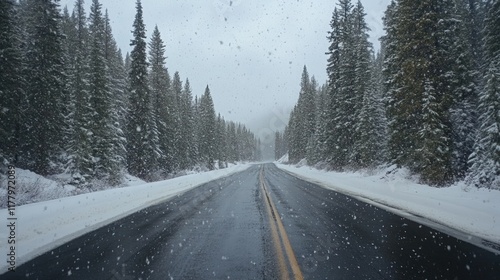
[276,0,500,189]
[0,0,262,187]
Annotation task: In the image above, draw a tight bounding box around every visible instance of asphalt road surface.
[3,163,500,279]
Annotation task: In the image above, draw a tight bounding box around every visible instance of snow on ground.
[276,153,289,164]
[276,163,500,253]
[0,163,251,273]
[0,169,79,208]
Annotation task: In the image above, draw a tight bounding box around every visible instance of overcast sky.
[59,0,390,147]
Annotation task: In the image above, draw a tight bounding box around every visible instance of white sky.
[59,0,390,146]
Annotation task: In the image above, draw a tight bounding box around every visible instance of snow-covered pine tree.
[324,0,367,170]
[103,10,127,184]
[350,0,373,167]
[171,71,183,170]
[198,86,217,170]
[14,0,31,169]
[386,0,455,185]
[357,54,387,168]
[236,124,245,160]
[449,0,479,179]
[182,79,197,168]
[240,126,254,161]
[126,0,160,180]
[305,77,319,163]
[60,6,75,157]
[23,0,68,175]
[417,0,455,185]
[274,131,282,160]
[301,68,316,153]
[308,83,329,165]
[286,106,300,163]
[468,0,500,189]
[465,0,487,76]
[325,0,359,169]
[124,52,131,74]
[215,114,227,168]
[380,0,397,101]
[177,77,195,170]
[418,77,452,185]
[62,0,94,184]
[226,121,238,162]
[0,0,24,167]
[324,7,342,167]
[192,95,201,163]
[88,0,117,182]
[384,0,421,171]
[289,66,314,162]
[148,25,171,174]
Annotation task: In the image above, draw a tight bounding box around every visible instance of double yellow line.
[259,166,304,280]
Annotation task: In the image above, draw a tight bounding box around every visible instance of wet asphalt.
[2,163,499,279]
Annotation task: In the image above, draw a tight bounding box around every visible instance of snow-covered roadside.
[0,163,251,273]
[276,163,500,252]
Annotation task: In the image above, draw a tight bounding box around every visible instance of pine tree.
[171,71,183,170]
[384,0,419,169]
[324,0,366,169]
[182,79,197,168]
[309,84,329,164]
[177,77,195,170]
[124,51,131,74]
[357,54,387,168]
[274,131,282,160]
[449,0,479,179]
[198,86,217,170]
[465,0,486,74]
[0,0,24,167]
[226,121,238,162]
[88,0,116,181]
[126,0,159,180]
[60,6,75,153]
[326,0,352,169]
[468,0,500,189]
[23,0,68,175]
[62,0,94,184]
[192,95,201,163]
[381,0,401,166]
[289,66,313,162]
[349,1,374,166]
[103,10,127,183]
[287,106,300,162]
[148,25,170,174]
[383,0,455,185]
[324,7,342,165]
[418,78,452,185]
[215,114,227,168]
[416,0,454,184]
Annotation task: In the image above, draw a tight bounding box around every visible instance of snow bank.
[276,163,500,252]
[0,163,251,273]
[0,169,78,208]
[276,153,289,164]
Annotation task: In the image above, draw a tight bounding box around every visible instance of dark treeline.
[0,0,261,187]
[277,0,500,189]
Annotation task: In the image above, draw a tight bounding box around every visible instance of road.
[3,163,500,279]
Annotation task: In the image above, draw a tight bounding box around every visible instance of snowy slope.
[0,164,251,273]
[276,163,500,253]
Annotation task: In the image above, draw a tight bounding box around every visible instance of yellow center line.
[259,166,304,280]
[261,175,290,280]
